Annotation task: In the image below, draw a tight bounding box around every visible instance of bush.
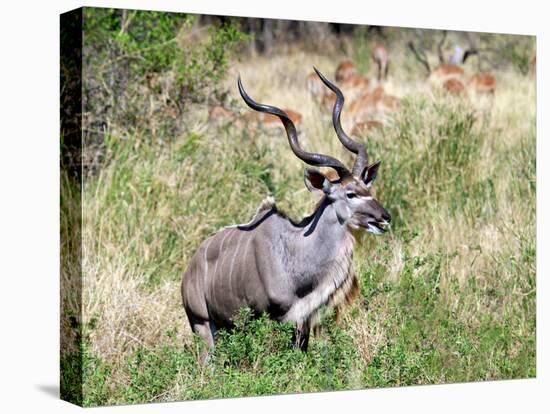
[80,8,247,173]
[74,308,358,405]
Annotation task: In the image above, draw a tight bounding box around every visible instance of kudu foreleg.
[293,324,311,352]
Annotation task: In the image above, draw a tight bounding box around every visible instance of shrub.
[80,8,247,173]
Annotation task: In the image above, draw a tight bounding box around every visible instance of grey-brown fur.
[181,69,390,352]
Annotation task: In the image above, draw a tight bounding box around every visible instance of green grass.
[61,90,535,405]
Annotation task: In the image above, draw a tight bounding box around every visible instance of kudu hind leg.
[187,311,217,363]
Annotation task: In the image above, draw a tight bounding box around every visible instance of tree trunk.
[262,19,273,56]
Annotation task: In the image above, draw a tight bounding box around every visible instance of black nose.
[382,211,391,223]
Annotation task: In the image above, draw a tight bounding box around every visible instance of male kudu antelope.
[182,68,390,353]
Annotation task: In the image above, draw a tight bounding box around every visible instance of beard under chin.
[366,222,385,235]
[347,218,385,235]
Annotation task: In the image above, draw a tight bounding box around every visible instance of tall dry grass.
[61,32,535,405]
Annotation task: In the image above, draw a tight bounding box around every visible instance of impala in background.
[408,31,497,99]
[372,44,389,82]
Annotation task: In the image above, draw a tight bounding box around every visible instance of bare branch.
[437,30,448,64]
[408,41,431,76]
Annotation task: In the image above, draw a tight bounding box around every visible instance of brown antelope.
[335,59,359,82]
[348,88,381,118]
[317,74,370,113]
[339,74,370,96]
[431,64,464,82]
[459,45,497,98]
[408,40,497,99]
[312,61,369,113]
[320,93,337,112]
[466,73,497,114]
[182,68,391,354]
[467,73,496,95]
[208,105,238,125]
[245,108,303,130]
[372,44,389,82]
[306,71,326,101]
[380,93,401,111]
[309,70,369,105]
[409,34,499,109]
[408,40,465,87]
[442,78,466,96]
[351,120,383,136]
[208,104,302,132]
[348,86,400,122]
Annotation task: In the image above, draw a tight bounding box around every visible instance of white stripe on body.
[203,237,213,280]
[212,229,233,282]
[227,231,244,301]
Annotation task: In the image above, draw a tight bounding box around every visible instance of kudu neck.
[302,196,349,241]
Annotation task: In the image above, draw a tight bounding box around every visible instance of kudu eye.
[346,192,357,199]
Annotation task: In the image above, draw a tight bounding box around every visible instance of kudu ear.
[361,160,381,187]
[304,168,331,194]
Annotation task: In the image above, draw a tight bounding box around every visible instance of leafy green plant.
[81,8,248,173]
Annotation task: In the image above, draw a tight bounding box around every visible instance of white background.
[0,0,547,412]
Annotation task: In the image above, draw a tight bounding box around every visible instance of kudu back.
[181,68,390,352]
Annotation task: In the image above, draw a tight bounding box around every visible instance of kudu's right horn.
[313,67,369,177]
